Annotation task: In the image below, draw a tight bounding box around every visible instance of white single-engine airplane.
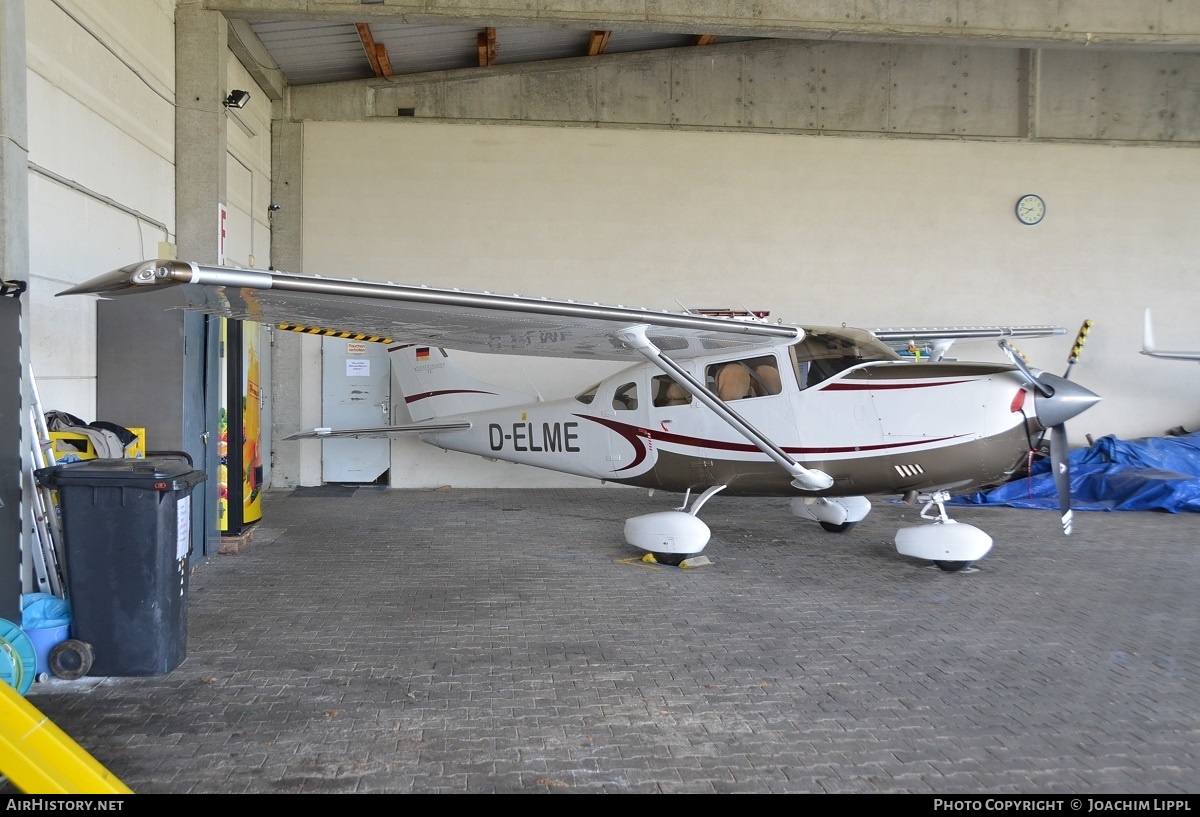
[64,260,1101,572]
[1142,308,1200,362]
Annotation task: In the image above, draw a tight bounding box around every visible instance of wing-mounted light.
[57,260,192,296]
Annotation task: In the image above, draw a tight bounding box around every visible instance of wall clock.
[1016,194,1045,225]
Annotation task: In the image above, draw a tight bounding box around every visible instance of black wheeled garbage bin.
[35,455,206,677]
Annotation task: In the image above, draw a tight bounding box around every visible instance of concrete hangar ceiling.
[223,2,1200,82]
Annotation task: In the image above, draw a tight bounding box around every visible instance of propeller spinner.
[999,321,1100,535]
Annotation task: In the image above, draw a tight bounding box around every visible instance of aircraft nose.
[1032,372,1101,428]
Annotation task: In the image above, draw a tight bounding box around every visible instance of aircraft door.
[601,376,648,474]
[321,337,391,483]
[650,372,714,486]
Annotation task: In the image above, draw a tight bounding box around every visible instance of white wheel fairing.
[790,495,873,525]
[895,521,993,563]
[624,512,711,556]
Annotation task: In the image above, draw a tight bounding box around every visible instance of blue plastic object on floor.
[951,432,1200,512]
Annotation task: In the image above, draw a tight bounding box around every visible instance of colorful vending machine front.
[219,318,264,535]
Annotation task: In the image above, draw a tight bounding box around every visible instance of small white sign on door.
[346,359,371,377]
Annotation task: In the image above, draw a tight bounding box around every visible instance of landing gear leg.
[894,490,993,571]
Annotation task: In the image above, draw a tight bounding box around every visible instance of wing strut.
[614,325,834,491]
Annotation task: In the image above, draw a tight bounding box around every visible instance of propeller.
[999,320,1099,535]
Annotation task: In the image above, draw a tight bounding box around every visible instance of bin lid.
[35,456,207,491]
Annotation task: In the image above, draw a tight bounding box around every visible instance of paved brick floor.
[10,487,1200,793]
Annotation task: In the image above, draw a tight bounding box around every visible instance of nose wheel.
[895,491,993,571]
[648,551,692,567]
[934,560,972,572]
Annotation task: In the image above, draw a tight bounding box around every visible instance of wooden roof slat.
[375,43,393,77]
[477,26,497,66]
[587,30,611,56]
[356,22,383,76]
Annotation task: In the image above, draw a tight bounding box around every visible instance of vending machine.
[219,319,264,535]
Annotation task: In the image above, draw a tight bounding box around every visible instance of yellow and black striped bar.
[277,323,395,344]
[1068,319,1093,363]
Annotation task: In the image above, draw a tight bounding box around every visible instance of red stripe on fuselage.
[405,389,494,404]
[578,414,962,457]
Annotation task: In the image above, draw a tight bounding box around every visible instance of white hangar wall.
[24,0,177,418]
[23,0,273,450]
[301,120,1200,489]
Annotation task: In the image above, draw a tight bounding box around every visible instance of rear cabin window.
[575,383,600,405]
[704,355,783,402]
[612,382,638,410]
[652,376,692,407]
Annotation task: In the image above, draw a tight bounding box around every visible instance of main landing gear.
[789,495,873,533]
[626,488,990,572]
[894,490,993,572]
[623,486,726,566]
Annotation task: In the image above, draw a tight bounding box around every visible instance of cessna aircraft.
[63,260,1100,572]
[1142,308,1200,362]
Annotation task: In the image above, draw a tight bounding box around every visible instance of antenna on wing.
[739,304,771,324]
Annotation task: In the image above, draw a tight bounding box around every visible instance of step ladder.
[0,680,132,794]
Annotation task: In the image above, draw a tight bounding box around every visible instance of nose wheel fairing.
[894,490,993,570]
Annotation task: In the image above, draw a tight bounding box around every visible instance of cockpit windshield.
[791,327,900,389]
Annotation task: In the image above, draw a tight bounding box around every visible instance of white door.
[321,338,391,483]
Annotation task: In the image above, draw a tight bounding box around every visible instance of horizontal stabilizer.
[285,420,471,440]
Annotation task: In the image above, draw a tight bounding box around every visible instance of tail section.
[389,344,536,421]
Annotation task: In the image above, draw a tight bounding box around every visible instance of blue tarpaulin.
[949,432,1200,512]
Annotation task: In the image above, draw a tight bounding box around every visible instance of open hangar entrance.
[8,0,1200,592]
[3,1,1200,795]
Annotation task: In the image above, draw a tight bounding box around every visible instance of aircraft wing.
[870,326,1066,343]
[870,325,1066,360]
[62,260,800,362]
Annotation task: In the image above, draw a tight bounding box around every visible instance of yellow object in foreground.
[0,681,132,794]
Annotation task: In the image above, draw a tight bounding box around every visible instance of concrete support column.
[267,119,319,487]
[174,3,226,555]
[176,4,227,262]
[0,0,29,620]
